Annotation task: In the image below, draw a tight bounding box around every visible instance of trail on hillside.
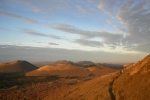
[109,79,116,100]
[108,73,121,100]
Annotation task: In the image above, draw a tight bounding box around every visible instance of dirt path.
[109,79,116,100]
[108,73,121,100]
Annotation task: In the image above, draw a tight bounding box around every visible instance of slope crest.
[130,54,150,75]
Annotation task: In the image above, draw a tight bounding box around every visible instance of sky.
[0,0,150,63]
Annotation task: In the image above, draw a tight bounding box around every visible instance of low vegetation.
[0,73,59,89]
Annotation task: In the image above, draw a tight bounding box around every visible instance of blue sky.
[0,0,150,63]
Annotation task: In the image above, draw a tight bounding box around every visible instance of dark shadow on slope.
[108,73,121,100]
[109,80,116,100]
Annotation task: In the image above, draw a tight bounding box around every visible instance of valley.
[0,54,150,100]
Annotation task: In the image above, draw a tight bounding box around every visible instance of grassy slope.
[113,54,150,100]
[44,72,118,100]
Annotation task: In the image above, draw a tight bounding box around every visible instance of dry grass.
[26,63,90,77]
[1,55,150,100]
[43,72,118,100]
[26,63,118,78]
[0,78,80,100]
[113,54,150,100]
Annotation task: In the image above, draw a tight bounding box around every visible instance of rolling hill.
[0,60,37,73]
[1,54,150,100]
[26,63,91,77]
[26,62,118,77]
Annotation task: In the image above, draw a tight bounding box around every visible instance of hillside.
[113,54,150,100]
[0,60,37,73]
[26,63,118,77]
[26,63,91,77]
[1,54,150,100]
[43,72,118,100]
[88,65,117,77]
[0,72,118,100]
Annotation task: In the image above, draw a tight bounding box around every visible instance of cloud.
[1,0,150,54]
[134,43,150,53]
[116,0,150,51]
[74,39,103,47]
[0,45,146,63]
[50,23,123,46]
[97,0,150,53]
[33,40,41,44]
[97,0,124,15]
[76,5,94,15]
[21,28,61,39]
[8,0,75,13]
[49,42,59,45]
[0,9,38,24]
[6,0,95,17]
[106,19,113,24]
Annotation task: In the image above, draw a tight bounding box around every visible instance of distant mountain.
[101,63,123,68]
[0,60,37,73]
[31,61,53,67]
[113,54,150,100]
[52,60,74,65]
[76,61,96,67]
[31,60,74,67]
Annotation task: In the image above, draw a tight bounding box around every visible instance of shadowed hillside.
[0,60,37,73]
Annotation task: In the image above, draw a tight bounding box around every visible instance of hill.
[0,60,37,73]
[26,63,91,77]
[26,62,118,78]
[88,65,117,77]
[52,60,74,65]
[43,72,118,100]
[113,54,150,100]
[2,54,150,100]
[76,61,95,67]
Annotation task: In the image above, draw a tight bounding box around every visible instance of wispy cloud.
[21,28,61,39]
[0,9,38,24]
[97,0,150,53]
[74,39,103,47]
[1,0,150,54]
[6,0,95,16]
[76,5,94,15]
[50,23,123,46]
[49,42,59,45]
[116,0,150,51]
[8,0,74,13]
[33,40,42,44]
